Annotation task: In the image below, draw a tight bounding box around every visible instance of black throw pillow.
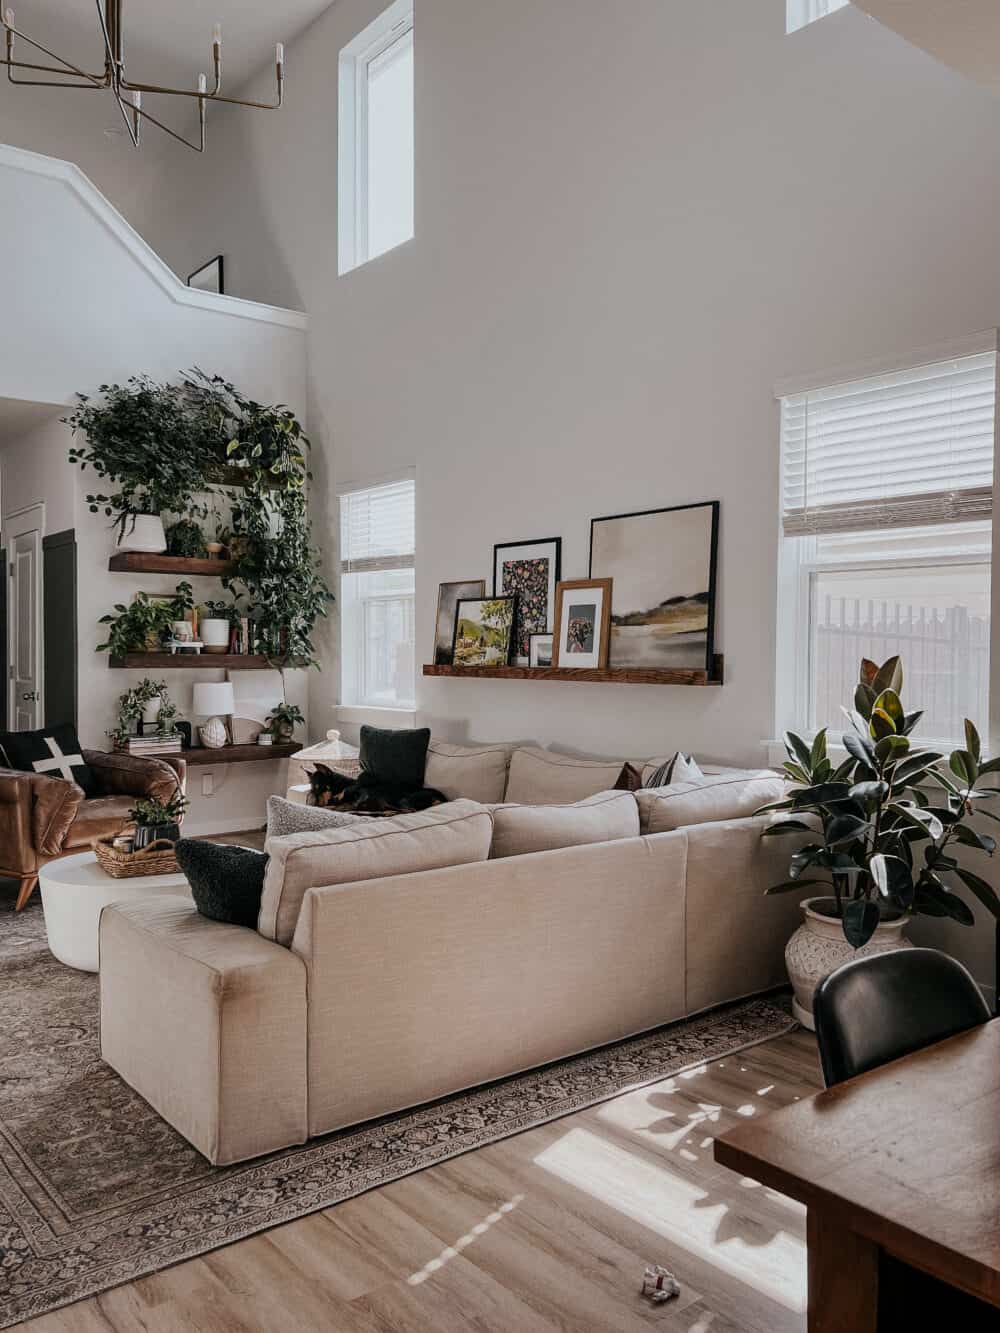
[0,723,98,797]
[175,839,268,929]
[359,725,431,789]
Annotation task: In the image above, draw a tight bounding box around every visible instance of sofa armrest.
[0,767,85,867]
[82,750,186,804]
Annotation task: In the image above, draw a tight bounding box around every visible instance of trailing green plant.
[97,584,193,656]
[761,655,1000,949]
[266,702,305,738]
[107,679,177,745]
[65,377,217,539]
[129,791,190,828]
[165,519,208,558]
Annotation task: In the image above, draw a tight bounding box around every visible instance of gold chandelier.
[1,0,284,152]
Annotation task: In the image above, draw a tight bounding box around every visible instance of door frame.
[5,502,44,731]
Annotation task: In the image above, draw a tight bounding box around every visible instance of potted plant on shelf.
[200,599,243,654]
[762,655,1000,1028]
[265,701,305,743]
[165,518,208,559]
[97,584,193,657]
[128,791,190,850]
[65,376,218,553]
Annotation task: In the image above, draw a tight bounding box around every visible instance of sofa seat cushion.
[424,740,511,804]
[637,772,786,833]
[259,798,494,946]
[63,795,136,847]
[490,790,640,859]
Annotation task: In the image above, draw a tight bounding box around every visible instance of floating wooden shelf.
[109,653,270,669]
[108,553,235,577]
[423,655,724,687]
[183,743,299,766]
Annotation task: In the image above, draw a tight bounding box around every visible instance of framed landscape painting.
[589,501,719,671]
[434,580,485,664]
[451,596,517,668]
[493,537,561,665]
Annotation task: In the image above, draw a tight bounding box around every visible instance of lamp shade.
[192,681,235,717]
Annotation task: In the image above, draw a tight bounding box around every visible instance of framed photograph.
[552,579,612,670]
[528,632,554,668]
[187,254,225,295]
[493,537,561,665]
[451,596,517,668]
[589,501,719,671]
[434,580,486,665]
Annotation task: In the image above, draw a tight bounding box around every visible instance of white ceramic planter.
[786,895,913,1030]
[200,618,230,654]
[141,697,162,725]
[117,513,166,554]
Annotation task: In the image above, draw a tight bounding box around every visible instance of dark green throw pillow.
[359,725,431,789]
[175,839,267,929]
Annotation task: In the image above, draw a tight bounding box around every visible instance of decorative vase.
[133,821,180,850]
[205,541,225,560]
[198,716,228,749]
[141,697,162,725]
[117,513,166,554]
[272,719,294,742]
[785,895,913,1031]
[200,619,230,654]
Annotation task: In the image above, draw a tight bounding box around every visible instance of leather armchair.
[0,750,187,911]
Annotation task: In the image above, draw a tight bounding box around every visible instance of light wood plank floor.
[7,832,821,1332]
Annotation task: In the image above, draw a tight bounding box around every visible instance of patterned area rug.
[0,901,795,1329]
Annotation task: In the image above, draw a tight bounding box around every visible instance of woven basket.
[92,834,179,879]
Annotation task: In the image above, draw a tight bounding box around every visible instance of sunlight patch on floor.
[407,1195,525,1285]
[533,1128,807,1313]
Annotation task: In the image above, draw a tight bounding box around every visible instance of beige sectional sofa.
[99,743,805,1165]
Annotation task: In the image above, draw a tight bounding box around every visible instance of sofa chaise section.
[100,896,308,1165]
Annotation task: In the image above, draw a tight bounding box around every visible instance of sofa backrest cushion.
[259,799,493,946]
[504,747,644,804]
[490,790,640,859]
[637,772,786,833]
[423,740,511,804]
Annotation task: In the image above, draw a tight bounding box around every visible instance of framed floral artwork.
[492,537,561,665]
[552,578,612,670]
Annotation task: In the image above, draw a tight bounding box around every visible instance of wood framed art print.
[552,579,612,669]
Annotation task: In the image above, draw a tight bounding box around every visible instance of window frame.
[338,0,414,276]
[774,331,999,751]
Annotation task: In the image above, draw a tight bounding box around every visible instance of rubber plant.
[760,656,1000,948]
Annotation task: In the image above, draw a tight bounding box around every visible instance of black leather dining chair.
[813,947,991,1087]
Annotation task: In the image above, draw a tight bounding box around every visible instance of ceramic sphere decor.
[785,895,913,1030]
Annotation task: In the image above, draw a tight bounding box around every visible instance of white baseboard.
[182,816,265,838]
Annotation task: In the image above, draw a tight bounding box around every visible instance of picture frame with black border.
[492,536,561,665]
[434,579,486,665]
[589,500,719,672]
[552,578,612,670]
[187,254,225,295]
[528,632,554,668]
[451,596,517,668]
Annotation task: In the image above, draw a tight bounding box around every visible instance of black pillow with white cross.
[0,723,98,798]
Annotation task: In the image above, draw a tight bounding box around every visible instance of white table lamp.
[192,681,235,749]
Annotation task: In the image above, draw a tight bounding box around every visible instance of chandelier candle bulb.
[198,73,206,94]
[276,42,284,67]
[212,23,221,47]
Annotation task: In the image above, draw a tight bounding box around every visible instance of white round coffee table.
[39,850,190,972]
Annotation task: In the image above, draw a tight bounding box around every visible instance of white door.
[10,528,41,730]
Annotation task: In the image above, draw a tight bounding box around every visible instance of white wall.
[0,147,310,833]
[129,0,1000,986]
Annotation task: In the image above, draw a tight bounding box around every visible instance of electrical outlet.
[202,771,214,797]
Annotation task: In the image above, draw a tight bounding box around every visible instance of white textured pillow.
[490,790,640,859]
[424,740,510,804]
[266,795,366,840]
[642,752,704,788]
[637,772,786,834]
[505,747,637,804]
[259,799,494,946]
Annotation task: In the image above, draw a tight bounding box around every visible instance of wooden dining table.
[714,1019,1000,1331]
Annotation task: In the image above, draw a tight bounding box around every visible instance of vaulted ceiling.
[12,0,334,90]
[853,0,1000,96]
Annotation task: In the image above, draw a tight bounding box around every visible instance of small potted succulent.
[266,701,305,742]
[128,790,190,849]
[761,655,1000,1027]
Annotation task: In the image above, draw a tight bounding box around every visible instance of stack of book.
[121,733,183,757]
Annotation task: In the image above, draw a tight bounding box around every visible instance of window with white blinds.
[340,478,415,710]
[781,352,997,537]
[786,0,849,35]
[776,347,995,745]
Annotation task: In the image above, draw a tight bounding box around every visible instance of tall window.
[340,478,416,710]
[338,0,414,275]
[777,349,995,744]
[786,0,849,34]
